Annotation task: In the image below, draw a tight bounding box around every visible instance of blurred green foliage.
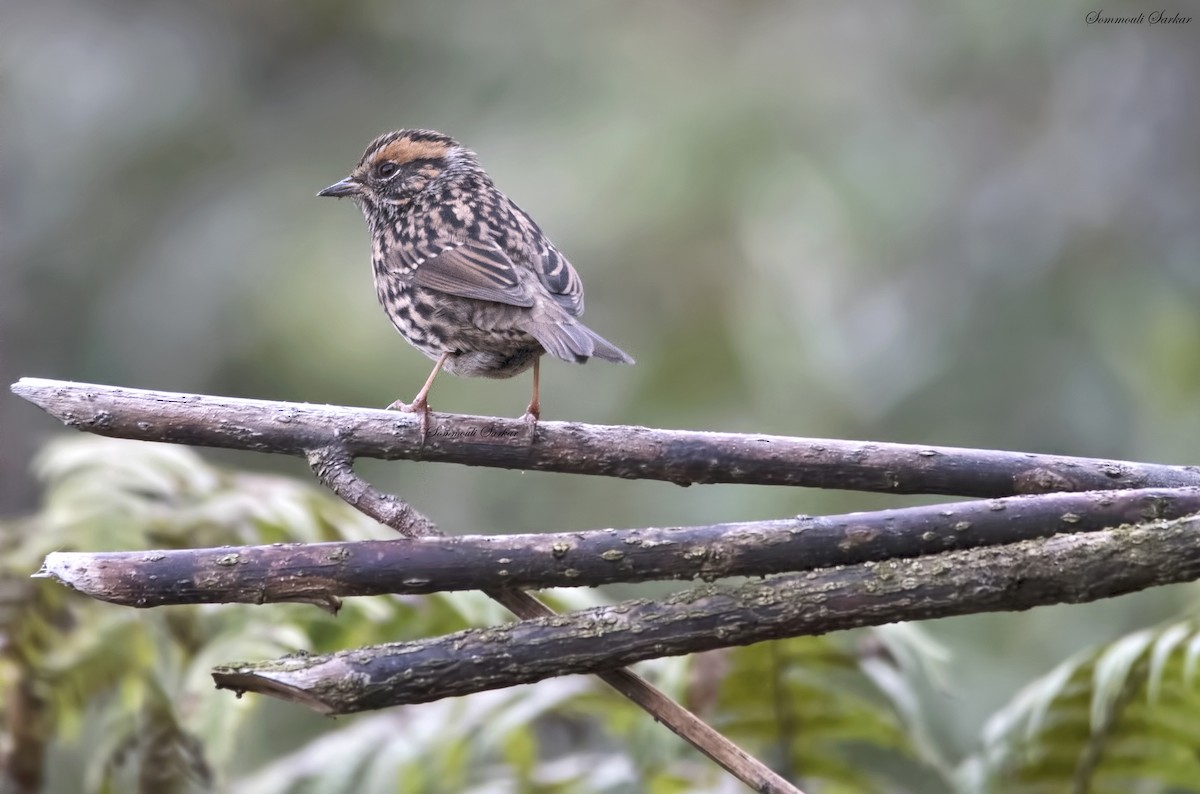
[4,0,1200,791]
[963,618,1200,793]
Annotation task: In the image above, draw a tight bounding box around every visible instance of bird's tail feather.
[527,320,635,365]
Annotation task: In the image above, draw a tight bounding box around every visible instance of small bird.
[319,129,634,426]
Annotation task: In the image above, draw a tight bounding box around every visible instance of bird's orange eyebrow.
[373,138,451,165]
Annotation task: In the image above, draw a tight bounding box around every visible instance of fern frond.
[965,617,1200,793]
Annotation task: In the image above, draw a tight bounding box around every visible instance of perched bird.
[318,129,634,426]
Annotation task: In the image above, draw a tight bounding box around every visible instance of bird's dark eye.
[375,161,399,179]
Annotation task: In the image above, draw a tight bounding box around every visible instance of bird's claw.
[521,404,539,444]
[389,398,432,445]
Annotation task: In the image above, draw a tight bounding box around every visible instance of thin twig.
[13,377,1200,495]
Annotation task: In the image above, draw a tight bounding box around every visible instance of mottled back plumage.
[319,128,633,419]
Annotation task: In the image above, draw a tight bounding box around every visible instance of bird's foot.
[521,400,540,424]
[521,402,539,442]
[388,397,432,444]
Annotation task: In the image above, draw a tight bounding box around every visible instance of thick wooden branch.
[213,513,1200,713]
[38,487,1200,607]
[14,377,1200,495]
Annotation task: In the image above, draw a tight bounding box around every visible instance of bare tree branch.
[19,376,1200,794]
[14,377,1200,495]
[213,512,1200,712]
[38,486,1200,607]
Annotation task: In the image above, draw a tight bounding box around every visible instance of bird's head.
[318,129,478,210]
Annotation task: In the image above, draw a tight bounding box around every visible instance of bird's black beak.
[317,177,360,198]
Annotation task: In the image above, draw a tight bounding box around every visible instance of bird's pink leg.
[522,357,540,425]
[389,351,451,440]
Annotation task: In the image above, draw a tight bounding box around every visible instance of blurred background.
[3,0,1200,790]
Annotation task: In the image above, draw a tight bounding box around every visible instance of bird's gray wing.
[510,206,585,316]
[534,247,585,316]
[389,237,536,308]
